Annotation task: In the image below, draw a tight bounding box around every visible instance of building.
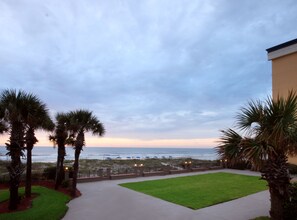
[267,38,297,164]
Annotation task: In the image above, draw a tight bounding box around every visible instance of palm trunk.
[55,145,65,190]
[71,131,84,197]
[261,153,291,220]
[8,123,24,210]
[8,159,22,210]
[25,146,32,197]
[25,128,37,198]
[9,177,19,210]
[71,147,81,197]
[55,153,61,190]
[270,188,286,220]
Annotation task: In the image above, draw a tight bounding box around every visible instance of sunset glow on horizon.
[0,134,218,148]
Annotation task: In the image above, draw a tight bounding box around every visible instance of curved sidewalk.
[63,169,270,220]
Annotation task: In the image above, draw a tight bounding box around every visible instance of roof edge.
[266,38,297,53]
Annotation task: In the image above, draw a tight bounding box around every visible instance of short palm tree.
[68,110,105,196]
[217,128,243,167]
[24,99,54,197]
[49,112,71,190]
[0,89,46,210]
[216,92,297,220]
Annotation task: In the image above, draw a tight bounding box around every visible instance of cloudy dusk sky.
[1,0,297,148]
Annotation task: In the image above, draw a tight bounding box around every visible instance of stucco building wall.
[267,39,297,165]
[272,52,297,99]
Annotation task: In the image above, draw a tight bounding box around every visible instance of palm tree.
[216,92,297,220]
[217,128,243,167]
[49,113,70,190]
[24,99,54,198]
[0,89,45,210]
[68,110,105,196]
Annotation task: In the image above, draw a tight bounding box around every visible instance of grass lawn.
[0,186,70,220]
[120,172,268,210]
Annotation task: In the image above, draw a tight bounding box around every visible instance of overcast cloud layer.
[1,0,297,147]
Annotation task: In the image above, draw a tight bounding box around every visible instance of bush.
[288,163,297,175]
[61,180,70,188]
[42,167,57,180]
[230,161,250,170]
[0,173,9,184]
[284,182,297,220]
[31,172,44,181]
[42,166,74,181]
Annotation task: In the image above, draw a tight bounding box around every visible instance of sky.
[1,0,297,148]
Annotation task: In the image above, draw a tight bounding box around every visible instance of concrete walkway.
[63,169,270,220]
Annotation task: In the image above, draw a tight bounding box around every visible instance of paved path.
[63,169,270,220]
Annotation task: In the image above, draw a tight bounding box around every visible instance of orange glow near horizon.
[82,136,218,148]
[0,133,218,148]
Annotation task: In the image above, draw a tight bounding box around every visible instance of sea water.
[0,147,218,162]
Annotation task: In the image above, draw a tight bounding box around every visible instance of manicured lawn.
[0,186,70,220]
[120,172,268,210]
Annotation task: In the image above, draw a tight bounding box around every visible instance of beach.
[0,147,219,181]
[0,157,220,181]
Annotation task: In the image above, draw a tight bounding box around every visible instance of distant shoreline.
[0,147,218,163]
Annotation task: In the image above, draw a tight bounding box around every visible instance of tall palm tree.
[49,113,70,190]
[216,92,297,220]
[68,110,105,196]
[0,89,45,210]
[24,99,54,198]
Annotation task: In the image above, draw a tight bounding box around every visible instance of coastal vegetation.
[1,158,219,183]
[0,89,105,210]
[49,110,105,194]
[49,113,70,190]
[24,95,54,198]
[66,110,105,196]
[120,172,267,210]
[0,89,54,209]
[216,92,297,220]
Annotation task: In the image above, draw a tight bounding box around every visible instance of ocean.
[0,147,218,163]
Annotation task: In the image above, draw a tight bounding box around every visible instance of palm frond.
[216,128,243,165]
[236,100,264,135]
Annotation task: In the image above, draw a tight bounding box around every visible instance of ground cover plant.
[0,186,70,220]
[120,172,267,210]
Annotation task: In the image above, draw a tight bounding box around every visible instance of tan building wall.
[272,52,297,100]
[267,39,297,165]
[289,156,297,164]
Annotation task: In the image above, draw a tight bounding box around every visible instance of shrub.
[288,163,297,175]
[31,172,44,181]
[42,166,57,180]
[61,180,70,188]
[284,182,297,220]
[0,173,9,184]
[230,161,250,170]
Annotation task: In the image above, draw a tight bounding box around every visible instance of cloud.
[1,0,297,147]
